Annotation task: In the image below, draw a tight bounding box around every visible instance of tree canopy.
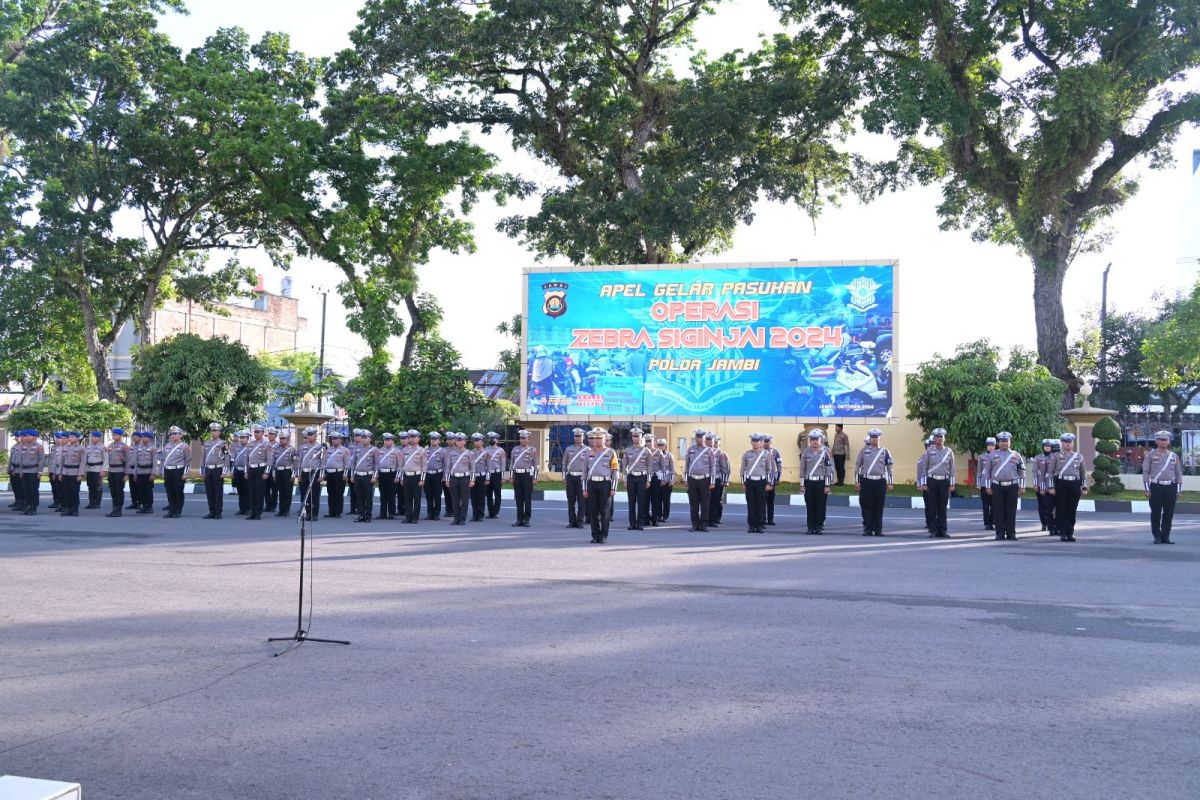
[779,0,1200,390]
[6,392,131,434]
[1141,279,1200,423]
[905,339,1066,456]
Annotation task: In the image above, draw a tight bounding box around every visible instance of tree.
[344,0,857,265]
[780,0,1200,390]
[495,313,522,377]
[906,339,1066,456]
[0,0,72,162]
[124,334,270,439]
[337,334,499,436]
[1141,279,1200,426]
[1068,306,1154,411]
[259,351,341,410]
[0,266,94,397]
[1091,415,1123,495]
[6,392,131,434]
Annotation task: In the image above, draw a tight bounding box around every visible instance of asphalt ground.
[1,495,1198,799]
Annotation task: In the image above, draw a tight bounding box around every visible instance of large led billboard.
[522,262,896,419]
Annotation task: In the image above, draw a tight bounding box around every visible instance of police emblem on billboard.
[542,281,568,318]
[846,276,882,313]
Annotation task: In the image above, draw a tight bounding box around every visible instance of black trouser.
[11,470,24,508]
[626,473,649,527]
[709,479,725,523]
[834,454,847,485]
[859,477,886,534]
[132,473,152,510]
[265,467,278,511]
[204,467,224,515]
[658,481,672,520]
[442,481,453,516]
[348,472,358,514]
[163,467,186,514]
[745,478,767,530]
[325,471,345,516]
[687,476,711,530]
[1037,489,1056,531]
[565,474,585,526]
[447,474,471,523]
[979,487,993,527]
[424,471,443,518]
[512,471,533,523]
[105,471,124,513]
[1053,478,1081,537]
[403,474,422,521]
[20,472,39,510]
[648,475,661,522]
[923,488,934,530]
[62,474,81,512]
[1149,483,1178,541]
[765,484,776,523]
[51,474,61,506]
[587,478,611,540]
[926,477,950,534]
[377,472,397,518]
[86,470,103,506]
[990,483,1019,537]
[353,474,374,520]
[245,466,267,518]
[804,479,827,531]
[233,470,249,514]
[299,471,321,519]
[487,471,502,517]
[470,474,487,519]
[275,468,294,515]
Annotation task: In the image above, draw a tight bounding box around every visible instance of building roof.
[468,369,513,401]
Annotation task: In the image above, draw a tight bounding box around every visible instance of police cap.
[996,431,1012,441]
[932,427,946,437]
[1060,433,1076,443]
[1154,430,1171,441]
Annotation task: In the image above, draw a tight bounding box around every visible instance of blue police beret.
[91,431,102,437]
[112,428,125,435]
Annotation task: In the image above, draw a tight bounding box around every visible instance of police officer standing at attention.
[1143,431,1182,544]
[84,431,106,509]
[981,432,1024,541]
[443,432,473,525]
[977,436,996,530]
[561,428,588,529]
[799,429,833,534]
[399,430,426,524]
[7,433,21,512]
[376,433,400,519]
[832,424,850,486]
[652,437,674,524]
[129,431,153,513]
[103,428,130,517]
[709,434,730,527]
[763,434,781,526]
[263,427,281,512]
[321,430,350,517]
[509,430,538,527]
[468,433,489,521]
[231,430,250,515]
[1034,438,1057,534]
[159,426,191,518]
[58,431,85,516]
[351,430,379,523]
[242,424,272,521]
[684,428,717,532]
[272,431,298,517]
[854,428,893,536]
[12,430,45,515]
[917,436,933,533]
[423,431,445,520]
[742,433,773,534]
[296,426,325,521]
[1048,432,1087,542]
[485,432,505,519]
[582,427,618,543]
[622,428,653,530]
[920,428,955,538]
[202,423,229,520]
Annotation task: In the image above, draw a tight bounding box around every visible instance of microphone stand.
[269,445,349,653]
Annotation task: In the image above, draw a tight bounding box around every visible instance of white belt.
[863,475,886,480]
[1056,476,1079,481]
[404,471,421,475]
[205,464,223,469]
[994,480,1016,486]
[928,475,950,480]
[355,471,373,476]
[425,469,443,474]
[589,476,609,482]
[164,465,184,470]
[378,469,395,474]
[1153,480,1176,485]
[513,468,533,474]
[325,468,342,473]
[568,471,583,476]
[451,472,469,477]
[746,476,766,481]
[629,471,645,477]
[689,474,710,479]
[248,463,267,468]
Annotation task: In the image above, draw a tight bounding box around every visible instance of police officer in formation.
[8,430,45,515]
[202,423,230,519]
[376,433,401,519]
[979,432,1024,540]
[742,432,776,533]
[159,426,192,518]
[130,431,157,513]
[1034,438,1059,534]
[684,428,718,532]
[484,432,505,518]
[581,427,618,543]
[322,430,350,517]
[231,430,250,515]
[468,433,490,521]
[509,430,538,527]
[622,427,653,530]
[708,434,730,527]
[351,430,379,523]
[561,428,588,529]
[799,429,833,534]
[272,431,298,517]
[763,434,781,526]
[84,431,106,508]
[422,431,445,520]
[855,428,893,536]
[918,428,955,538]
[976,436,997,530]
[443,432,474,525]
[1049,432,1087,542]
[398,429,426,524]
[263,427,281,512]
[1143,431,1182,544]
[650,437,674,525]
[297,426,326,521]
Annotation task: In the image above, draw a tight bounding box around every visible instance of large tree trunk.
[1030,253,1078,401]
[78,293,119,401]
[400,292,424,368]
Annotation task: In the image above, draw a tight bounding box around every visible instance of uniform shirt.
[202,439,230,470]
[832,431,850,456]
[717,449,731,483]
[400,444,427,474]
[684,443,718,481]
[444,447,473,477]
[621,443,654,480]
[84,442,106,471]
[768,448,782,484]
[1049,450,1087,483]
[231,442,248,470]
[59,444,86,478]
[582,447,619,483]
[159,440,192,473]
[485,444,506,473]
[1142,449,1182,491]
[798,446,833,485]
[920,445,956,486]
[323,445,351,471]
[106,441,131,471]
[742,447,776,482]
[470,446,490,476]
[353,444,380,475]
[510,445,539,478]
[12,441,45,475]
[272,442,298,472]
[854,444,893,483]
[655,449,675,484]
[975,449,995,488]
[133,443,157,475]
[377,444,402,472]
[561,443,588,476]
[50,443,63,477]
[298,442,326,471]
[425,444,446,472]
[244,438,272,469]
[980,448,1025,489]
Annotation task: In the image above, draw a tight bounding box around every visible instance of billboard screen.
[523,262,895,418]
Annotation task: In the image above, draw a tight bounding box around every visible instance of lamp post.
[317,289,328,414]
[1098,262,1111,407]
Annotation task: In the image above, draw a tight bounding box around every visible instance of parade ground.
[2,498,1198,799]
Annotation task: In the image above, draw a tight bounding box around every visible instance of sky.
[156,0,1200,378]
